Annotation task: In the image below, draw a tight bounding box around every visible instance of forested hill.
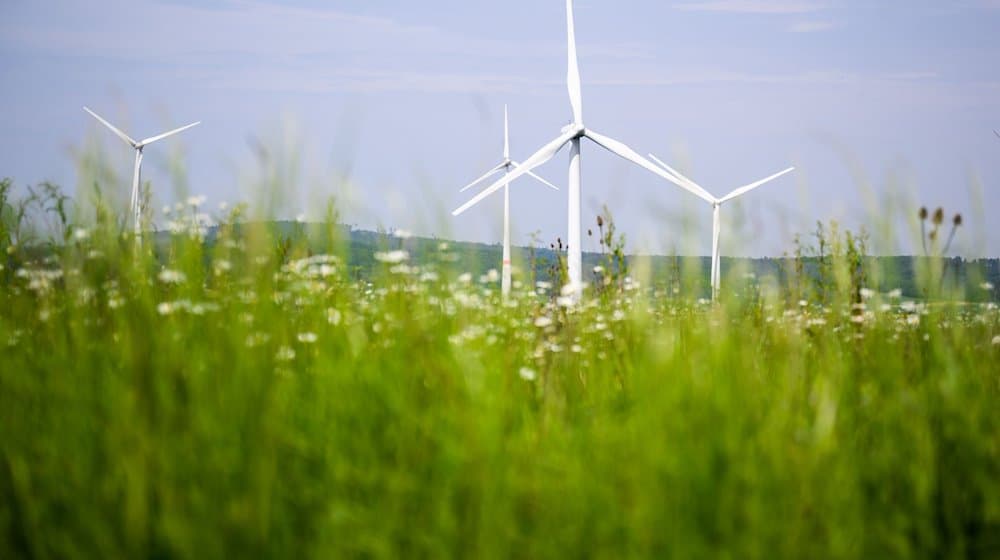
[188,222,1000,301]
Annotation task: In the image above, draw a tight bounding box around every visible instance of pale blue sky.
[1,0,998,256]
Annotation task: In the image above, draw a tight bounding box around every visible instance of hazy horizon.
[2,0,999,257]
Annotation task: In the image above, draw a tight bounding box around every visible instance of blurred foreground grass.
[1,180,999,559]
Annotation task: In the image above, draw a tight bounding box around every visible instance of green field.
[1,182,999,558]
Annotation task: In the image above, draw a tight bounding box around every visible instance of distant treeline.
[239,223,999,302]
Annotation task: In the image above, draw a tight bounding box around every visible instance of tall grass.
[1,176,999,559]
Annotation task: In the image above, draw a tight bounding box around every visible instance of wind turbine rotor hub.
[560,123,586,138]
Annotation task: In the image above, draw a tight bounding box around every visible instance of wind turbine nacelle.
[561,123,585,137]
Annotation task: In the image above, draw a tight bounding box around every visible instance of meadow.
[1,179,999,558]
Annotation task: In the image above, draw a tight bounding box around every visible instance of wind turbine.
[83,107,200,237]
[455,105,559,297]
[648,153,794,300]
[451,0,705,299]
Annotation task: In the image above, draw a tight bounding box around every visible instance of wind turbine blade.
[584,129,715,201]
[83,107,137,147]
[566,0,583,124]
[138,121,201,147]
[648,153,716,203]
[511,161,559,191]
[995,129,1000,140]
[453,130,575,216]
[458,162,506,193]
[719,167,795,204]
[503,105,510,159]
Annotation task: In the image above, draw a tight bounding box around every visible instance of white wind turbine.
[648,153,794,300]
[451,0,705,299]
[455,105,559,297]
[84,107,200,237]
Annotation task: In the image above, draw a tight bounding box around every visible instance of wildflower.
[919,207,928,220]
[888,288,903,299]
[859,288,875,299]
[295,213,306,223]
[374,250,409,264]
[906,314,920,326]
[519,367,537,381]
[157,302,174,315]
[73,228,90,241]
[327,308,343,326]
[593,265,605,274]
[571,344,583,353]
[981,282,995,291]
[458,272,473,284]
[992,336,1000,346]
[158,269,187,284]
[486,269,499,283]
[557,296,575,307]
[438,242,450,251]
[186,195,207,207]
[561,283,581,297]
[932,207,944,226]
[534,316,553,328]
[243,332,268,349]
[297,332,318,344]
[536,281,552,291]
[807,318,828,327]
[798,300,809,308]
[275,346,296,361]
[394,229,413,239]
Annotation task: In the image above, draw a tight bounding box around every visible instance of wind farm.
[1,1,998,558]
[453,0,718,299]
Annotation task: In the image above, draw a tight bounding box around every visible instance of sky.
[1,0,999,257]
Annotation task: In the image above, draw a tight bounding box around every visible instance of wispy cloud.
[787,20,836,33]
[884,71,938,81]
[674,1,827,14]
[584,68,944,88]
